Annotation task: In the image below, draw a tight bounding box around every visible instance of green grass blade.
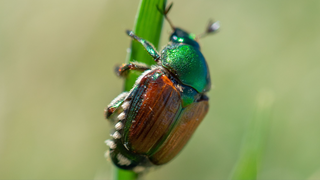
[230,89,274,180]
[124,0,167,91]
[114,0,166,179]
[114,168,138,180]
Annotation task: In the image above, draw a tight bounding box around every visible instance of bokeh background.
[1,0,320,179]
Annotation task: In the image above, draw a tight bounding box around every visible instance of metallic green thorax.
[161,28,211,93]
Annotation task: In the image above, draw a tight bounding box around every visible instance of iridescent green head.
[169,28,200,49]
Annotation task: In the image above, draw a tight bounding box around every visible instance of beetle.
[104,3,219,172]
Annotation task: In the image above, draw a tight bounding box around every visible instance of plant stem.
[114,168,138,180]
[229,89,274,180]
[124,0,167,91]
[114,0,166,180]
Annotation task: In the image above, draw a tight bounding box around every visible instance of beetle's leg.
[116,62,150,77]
[157,2,175,30]
[105,92,129,119]
[126,30,161,62]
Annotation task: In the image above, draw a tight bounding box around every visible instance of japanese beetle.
[104,3,219,172]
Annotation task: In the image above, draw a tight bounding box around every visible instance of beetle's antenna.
[196,20,220,40]
[157,2,175,30]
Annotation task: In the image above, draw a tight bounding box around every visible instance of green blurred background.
[1,0,320,179]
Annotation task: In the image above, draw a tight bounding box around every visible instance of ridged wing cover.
[122,69,182,155]
[116,68,208,166]
[150,99,209,165]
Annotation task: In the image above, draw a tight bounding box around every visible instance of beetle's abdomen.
[150,99,209,165]
[123,69,182,155]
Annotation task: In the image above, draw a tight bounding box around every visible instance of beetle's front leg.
[126,30,161,62]
[105,92,129,120]
[116,62,150,77]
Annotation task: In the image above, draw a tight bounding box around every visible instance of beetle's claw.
[126,30,133,36]
[114,65,122,76]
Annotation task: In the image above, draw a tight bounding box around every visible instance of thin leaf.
[124,0,167,91]
[230,89,274,180]
[114,0,166,180]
